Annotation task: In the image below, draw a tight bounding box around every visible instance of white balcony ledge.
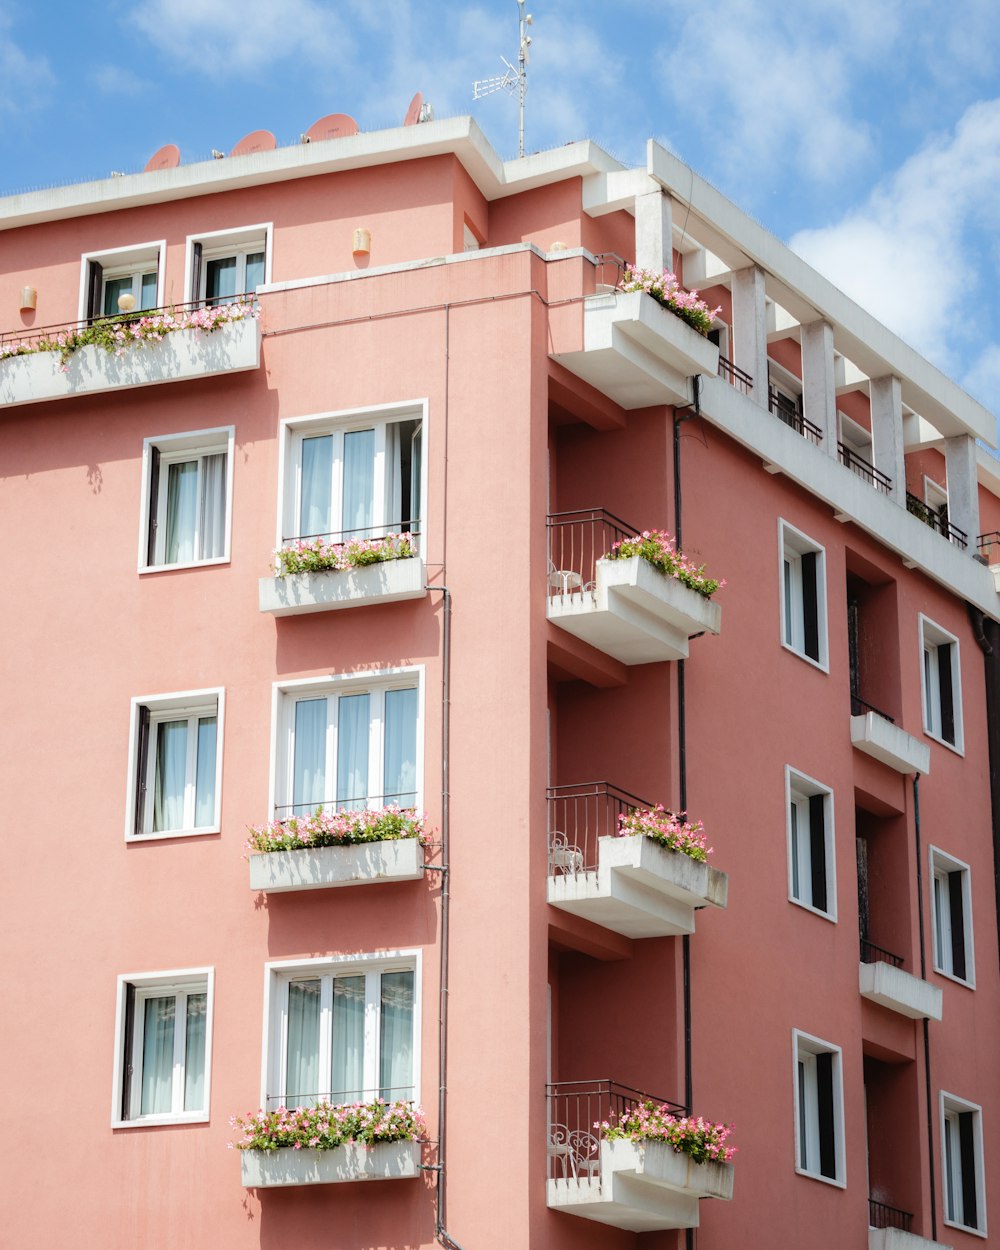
[869,1229,953,1250]
[241,1140,420,1188]
[259,557,427,616]
[554,290,720,409]
[249,838,425,893]
[859,961,943,1021]
[851,713,930,775]
[548,1139,733,1232]
[0,317,260,408]
[547,557,721,665]
[548,835,728,938]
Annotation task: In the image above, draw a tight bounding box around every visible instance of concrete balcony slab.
[859,961,943,1021]
[851,713,930,775]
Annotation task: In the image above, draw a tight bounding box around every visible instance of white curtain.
[343,429,374,539]
[140,996,176,1115]
[245,252,265,294]
[194,717,217,827]
[198,454,226,559]
[331,976,366,1102]
[299,435,333,540]
[183,993,207,1112]
[337,694,370,808]
[286,980,321,1108]
[383,688,417,806]
[206,256,237,305]
[153,719,187,832]
[165,460,198,564]
[379,971,414,1100]
[292,699,327,813]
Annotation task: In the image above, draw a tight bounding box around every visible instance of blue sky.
[3,0,999,421]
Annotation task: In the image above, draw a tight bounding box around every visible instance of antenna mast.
[472,0,533,157]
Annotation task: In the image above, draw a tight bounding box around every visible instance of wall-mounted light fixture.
[19,286,37,312]
[352,227,371,256]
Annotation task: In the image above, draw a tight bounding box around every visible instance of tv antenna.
[472,0,533,157]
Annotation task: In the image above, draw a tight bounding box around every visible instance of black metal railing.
[850,693,895,724]
[547,1080,687,1183]
[868,1198,913,1231]
[593,252,627,290]
[546,510,639,599]
[547,781,651,875]
[274,791,418,818]
[768,387,822,445]
[266,1083,416,1110]
[906,492,968,549]
[977,531,1000,565]
[838,442,892,494]
[718,355,753,394]
[280,521,421,547]
[860,938,904,969]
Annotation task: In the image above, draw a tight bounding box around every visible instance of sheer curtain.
[343,429,375,539]
[299,435,333,540]
[292,699,327,814]
[198,454,226,559]
[140,995,176,1115]
[331,976,366,1102]
[194,717,217,827]
[183,993,207,1112]
[165,460,198,564]
[380,971,414,1100]
[286,980,321,1108]
[337,693,370,809]
[383,688,417,806]
[153,719,187,831]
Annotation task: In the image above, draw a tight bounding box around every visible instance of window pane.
[343,428,375,539]
[153,719,188,832]
[165,459,199,565]
[103,276,132,316]
[184,993,207,1112]
[140,271,158,310]
[292,699,327,814]
[286,980,322,1108]
[384,688,418,806]
[380,971,414,1100]
[299,435,333,540]
[331,976,366,1103]
[337,693,370,809]
[245,252,265,293]
[198,453,226,560]
[141,996,176,1115]
[206,256,237,305]
[194,716,217,827]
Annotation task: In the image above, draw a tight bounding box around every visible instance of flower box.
[259,557,426,616]
[249,837,425,893]
[241,1139,421,1188]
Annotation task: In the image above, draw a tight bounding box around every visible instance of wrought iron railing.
[850,693,895,724]
[718,355,753,394]
[266,1083,415,1110]
[546,510,639,599]
[838,442,892,494]
[768,387,822,444]
[547,1080,687,1184]
[868,1198,913,1231]
[547,781,650,875]
[280,521,421,547]
[860,938,904,969]
[274,791,418,818]
[977,531,1000,565]
[906,492,968,549]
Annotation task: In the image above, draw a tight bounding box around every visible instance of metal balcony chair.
[548,830,584,875]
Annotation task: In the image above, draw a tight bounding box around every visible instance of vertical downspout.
[914,775,937,1241]
[967,606,1000,969]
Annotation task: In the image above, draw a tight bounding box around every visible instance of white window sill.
[139,556,231,575]
[943,1217,987,1239]
[781,641,829,673]
[113,1112,210,1129]
[922,727,965,757]
[127,826,220,843]
[794,1166,845,1189]
[932,964,976,991]
[789,897,837,924]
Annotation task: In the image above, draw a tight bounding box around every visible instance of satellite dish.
[144,143,181,172]
[404,93,423,126]
[230,130,277,157]
[303,113,359,143]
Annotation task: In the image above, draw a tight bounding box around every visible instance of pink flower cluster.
[605,529,723,598]
[230,1099,425,1153]
[617,265,722,337]
[617,803,712,862]
[600,1101,735,1164]
[246,804,429,855]
[275,532,417,576]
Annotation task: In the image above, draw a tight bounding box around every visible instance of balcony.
[547,511,721,665]
[859,941,942,1021]
[259,551,427,616]
[241,1140,421,1188]
[839,442,892,494]
[906,492,968,550]
[868,1226,953,1250]
[547,783,728,938]
[850,702,930,775]
[0,301,260,407]
[547,1081,733,1232]
[769,386,822,445]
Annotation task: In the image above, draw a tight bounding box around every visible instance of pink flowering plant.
[617,265,722,337]
[246,805,429,855]
[604,529,722,598]
[230,1099,425,1153]
[274,532,416,576]
[600,1102,735,1165]
[617,804,712,862]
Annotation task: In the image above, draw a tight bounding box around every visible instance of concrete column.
[944,434,981,546]
[731,266,768,408]
[801,321,838,457]
[634,189,673,274]
[869,375,905,503]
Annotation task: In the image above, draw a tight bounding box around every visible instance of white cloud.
[0,8,53,116]
[90,65,147,97]
[963,345,1000,413]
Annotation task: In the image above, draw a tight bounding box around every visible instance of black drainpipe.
[913,774,936,1241]
[967,605,1000,970]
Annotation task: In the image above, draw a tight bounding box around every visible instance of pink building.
[2,116,999,1250]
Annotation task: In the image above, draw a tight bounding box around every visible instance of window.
[112,968,213,1126]
[779,521,827,667]
[138,427,234,571]
[920,616,963,751]
[126,689,224,840]
[786,768,836,920]
[187,224,270,306]
[273,672,421,818]
[80,242,163,321]
[278,403,425,548]
[263,953,419,1109]
[931,848,974,986]
[941,1093,986,1235]
[793,1030,844,1186]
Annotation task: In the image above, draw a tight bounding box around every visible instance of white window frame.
[124,688,225,841]
[785,767,836,921]
[137,426,235,573]
[79,240,166,321]
[269,667,424,818]
[940,1092,987,1236]
[919,615,964,753]
[184,222,272,304]
[111,967,214,1128]
[779,519,829,670]
[275,400,428,550]
[930,846,975,988]
[259,950,421,1110]
[792,1029,845,1187]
